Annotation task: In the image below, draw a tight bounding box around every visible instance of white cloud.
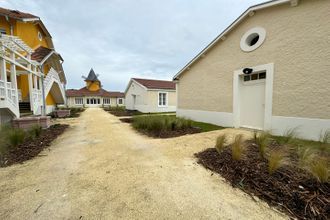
[0,0,265,91]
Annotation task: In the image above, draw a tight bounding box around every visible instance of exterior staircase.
[19,102,32,114]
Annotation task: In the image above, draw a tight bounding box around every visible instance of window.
[38,31,43,41]
[243,72,266,82]
[75,98,83,105]
[103,98,111,105]
[117,98,123,105]
[0,28,6,35]
[87,98,90,104]
[158,92,167,107]
[240,27,266,52]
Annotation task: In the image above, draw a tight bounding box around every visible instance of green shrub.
[215,134,226,154]
[8,128,26,148]
[231,134,245,161]
[268,150,286,174]
[28,125,42,139]
[254,131,270,158]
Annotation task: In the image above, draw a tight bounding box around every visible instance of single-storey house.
[173,0,330,141]
[66,69,125,108]
[125,78,176,113]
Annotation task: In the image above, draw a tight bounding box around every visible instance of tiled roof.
[66,87,125,98]
[0,7,39,20]
[133,78,175,90]
[31,46,52,62]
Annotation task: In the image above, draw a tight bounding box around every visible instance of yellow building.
[66,69,125,108]
[0,7,66,124]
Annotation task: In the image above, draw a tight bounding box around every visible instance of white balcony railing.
[17,89,22,102]
[0,80,5,99]
[32,89,42,115]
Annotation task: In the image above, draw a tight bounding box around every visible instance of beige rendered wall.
[178,0,330,119]
[146,90,176,112]
[125,81,148,110]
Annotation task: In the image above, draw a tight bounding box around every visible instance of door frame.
[233,63,274,130]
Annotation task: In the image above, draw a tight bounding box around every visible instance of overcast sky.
[1,0,265,91]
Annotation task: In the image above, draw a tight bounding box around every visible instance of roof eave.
[173,0,291,80]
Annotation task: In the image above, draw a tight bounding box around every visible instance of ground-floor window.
[103,98,111,105]
[87,98,100,104]
[75,97,84,105]
[117,98,123,105]
[158,92,167,107]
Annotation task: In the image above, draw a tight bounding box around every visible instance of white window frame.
[103,98,111,105]
[158,92,168,107]
[75,97,84,105]
[117,98,124,105]
[38,31,43,41]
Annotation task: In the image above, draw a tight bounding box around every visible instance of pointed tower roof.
[85,68,99,82]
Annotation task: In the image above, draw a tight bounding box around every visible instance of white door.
[239,73,266,130]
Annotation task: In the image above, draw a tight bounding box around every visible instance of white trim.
[117,98,124,105]
[177,108,233,127]
[103,97,111,105]
[271,116,330,141]
[233,63,274,130]
[38,31,43,41]
[173,0,290,80]
[240,27,266,52]
[74,97,84,105]
[158,91,168,107]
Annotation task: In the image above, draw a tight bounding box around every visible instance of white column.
[33,74,38,91]
[27,54,33,110]
[0,46,8,99]
[10,52,18,106]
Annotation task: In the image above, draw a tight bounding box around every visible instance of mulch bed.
[106,110,140,117]
[119,118,133,123]
[137,127,201,138]
[195,142,330,220]
[0,124,69,167]
[119,118,201,138]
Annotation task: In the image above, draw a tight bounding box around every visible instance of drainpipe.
[5,16,14,35]
[40,65,46,116]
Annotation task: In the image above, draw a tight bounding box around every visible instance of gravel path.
[0,108,287,219]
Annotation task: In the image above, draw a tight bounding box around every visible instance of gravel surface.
[0,108,287,219]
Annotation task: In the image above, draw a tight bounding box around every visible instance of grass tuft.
[268,150,286,174]
[132,115,193,136]
[253,131,270,158]
[28,125,42,139]
[215,134,226,155]
[231,134,245,161]
[319,130,330,152]
[297,147,316,167]
[309,159,329,183]
[8,128,25,148]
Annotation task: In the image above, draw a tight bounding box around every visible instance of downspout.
[5,16,14,35]
[40,65,46,116]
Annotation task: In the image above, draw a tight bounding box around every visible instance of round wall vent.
[240,27,266,52]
